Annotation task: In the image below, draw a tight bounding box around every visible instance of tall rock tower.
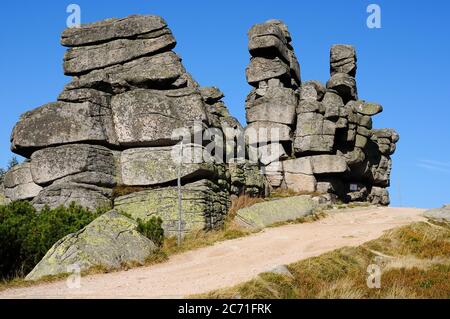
[244,20,399,205]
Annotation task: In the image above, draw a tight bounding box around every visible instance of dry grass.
[197,221,450,299]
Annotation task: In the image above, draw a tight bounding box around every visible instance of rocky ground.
[0,206,425,299]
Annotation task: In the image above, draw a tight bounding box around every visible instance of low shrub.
[137,216,164,247]
[0,201,104,280]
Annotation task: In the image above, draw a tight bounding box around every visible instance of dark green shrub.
[0,201,104,280]
[136,216,164,247]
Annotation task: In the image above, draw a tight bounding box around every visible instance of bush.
[0,201,104,280]
[136,216,164,247]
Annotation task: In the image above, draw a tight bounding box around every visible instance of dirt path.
[0,207,425,299]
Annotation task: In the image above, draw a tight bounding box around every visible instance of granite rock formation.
[6,15,265,235]
[243,20,399,205]
[5,16,399,234]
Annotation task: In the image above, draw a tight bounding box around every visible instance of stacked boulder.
[5,15,258,235]
[244,20,301,190]
[244,22,399,205]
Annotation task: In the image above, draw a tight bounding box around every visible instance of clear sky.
[0,0,449,208]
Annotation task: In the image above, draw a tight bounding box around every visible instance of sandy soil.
[0,207,425,299]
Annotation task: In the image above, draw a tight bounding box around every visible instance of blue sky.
[0,0,449,208]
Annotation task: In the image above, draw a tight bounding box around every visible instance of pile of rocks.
[244,20,399,205]
[5,15,264,235]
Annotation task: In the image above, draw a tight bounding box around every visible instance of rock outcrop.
[243,21,399,205]
[5,15,399,230]
[25,210,157,281]
[7,15,260,234]
[423,205,450,223]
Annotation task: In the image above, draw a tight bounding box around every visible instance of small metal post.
[177,139,184,247]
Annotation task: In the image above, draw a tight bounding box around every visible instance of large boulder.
[349,100,383,116]
[246,87,297,125]
[61,15,168,47]
[25,211,157,281]
[245,121,292,144]
[11,101,117,157]
[235,195,317,229]
[30,144,116,187]
[114,179,230,235]
[330,44,357,76]
[326,73,357,102]
[423,205,450,222]
[246,57,290,86]
[63,33,176,75]
[120,145,219,186]
[32,182,112,211]
[110,88,207,147]
[3,162,42,201]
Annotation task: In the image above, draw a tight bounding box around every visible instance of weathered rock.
[283,155,347,175]
[25,211,157,281]
[294,135,335,154]
[246,87,297,124]
[199,87,225,104]
[11,101,117,157]
[297,100,325,114]
[257,143,288,165]
[423,205,450,222]
[368,186,390,206]
[114,179,230,235]
[32,182,112,211]
[326,73,357,102]
[372,128,400,143]
[310,155,348,174]
[246,57,290,86]
[110,88,207,147]
[3,162,43,201]
[64,34,176,75]
[64,52,186,92]
[30,144,116,186]
[330,45,357,76]
[284,172,317,193]
[61,15,168,47]
[350,100,383,116]
[235,196,317,229]
[58,88,111,106]
[248,34,289,62]
[120,145,221,186]
[295,113,336,137]
[245,121,292,144]
[303,81,326,101]
[322,91,344,119]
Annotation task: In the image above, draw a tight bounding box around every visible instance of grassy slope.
[197,221,450,299]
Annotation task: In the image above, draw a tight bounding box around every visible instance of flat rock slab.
[11,101,117,157]
[65,51,186,92]
[25,211,157,281]
[236,196,317,229]
[61,15,167,47]
[64,34,176,75]
[31,144,115,186]
[120,146,219,186]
